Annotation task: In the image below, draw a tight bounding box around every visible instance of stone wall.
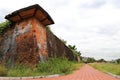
[15,33,39,65]
[46,30,74,60]
[0,26,14,64]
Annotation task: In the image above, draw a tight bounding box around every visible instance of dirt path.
[31,64,120,80]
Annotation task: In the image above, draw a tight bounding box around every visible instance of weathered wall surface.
[0,26,14,64]
[0,18,47,65]
[46,30,74,60]
[0,17,74,66]
[15,33,39,65]
[32,19,48,62]
[9,18,48,65]
[0,18,39,65]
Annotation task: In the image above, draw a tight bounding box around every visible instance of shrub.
[37,57,74,75]
[116,58,120,64]
[0,21,11,35]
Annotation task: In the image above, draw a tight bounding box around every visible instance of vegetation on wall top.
[0,21,11,35]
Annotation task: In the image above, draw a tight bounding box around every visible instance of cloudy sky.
[0,0,120,60]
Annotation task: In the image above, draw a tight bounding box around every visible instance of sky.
[0,0,120,61]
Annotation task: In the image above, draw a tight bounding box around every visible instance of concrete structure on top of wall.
[0,4,74,66]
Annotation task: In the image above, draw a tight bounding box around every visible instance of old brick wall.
[0,17,74,66]
[46,30,74,60]
[13,17,48,64]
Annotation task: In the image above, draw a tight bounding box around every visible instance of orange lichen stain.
[30,18,48,56]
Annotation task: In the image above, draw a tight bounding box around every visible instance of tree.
[116,58,120,64]
[97,59,106,62]
[87,57,96,63]
[68,45,81,60]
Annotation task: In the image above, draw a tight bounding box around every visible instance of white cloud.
[0,0,120,60]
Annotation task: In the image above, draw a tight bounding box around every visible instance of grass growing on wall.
[0,57,83,77]
[90,63,120,75]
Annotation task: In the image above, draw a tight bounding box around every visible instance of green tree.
[97,59,106,62]
[87,57,96,63]
[68,45,81,60]
[116,58,120,64]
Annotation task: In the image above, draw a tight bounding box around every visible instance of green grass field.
[90,63,120,75]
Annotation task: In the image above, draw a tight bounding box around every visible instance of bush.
[37,57,74,75]
[0,21,11,35]
[0,65,7,76]
[116,59,120,64]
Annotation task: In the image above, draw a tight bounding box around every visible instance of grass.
[90,63,120,75]
[0,64,7,76]
[0,57,83,77]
